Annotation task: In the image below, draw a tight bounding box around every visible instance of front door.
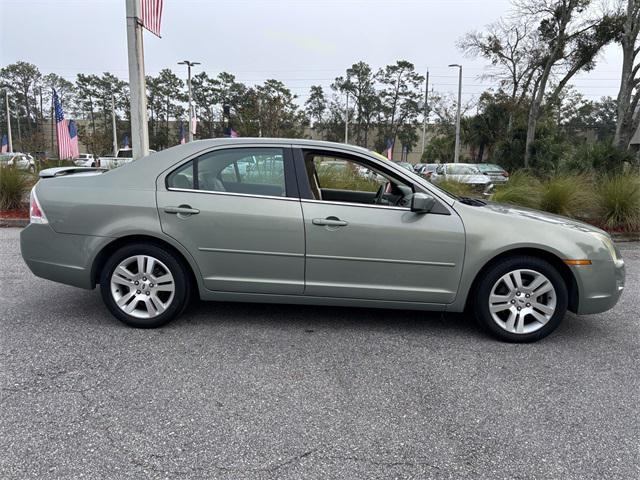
[297,149,465,304]
[157,146,305,295]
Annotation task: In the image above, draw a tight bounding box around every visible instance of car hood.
[481,201,607,236]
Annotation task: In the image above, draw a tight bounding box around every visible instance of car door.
[157,145,305,295]
[294,148,465,304]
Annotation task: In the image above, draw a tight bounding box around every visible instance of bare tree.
[613,0,640,149]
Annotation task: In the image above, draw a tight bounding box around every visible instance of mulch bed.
[0,208,29,219]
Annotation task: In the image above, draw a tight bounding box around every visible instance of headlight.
[591,232,624,267]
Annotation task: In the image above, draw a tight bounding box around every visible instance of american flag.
[179,122,186,144]
[53,89,79,159]
[385,138,394,161]
[140,0,163,37]
[1,134,7,153]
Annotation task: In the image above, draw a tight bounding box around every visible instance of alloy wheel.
[488,269,557,335]
[110,255,175,319]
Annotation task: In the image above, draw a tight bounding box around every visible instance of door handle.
[312,217,348,227]
[164,205,200,216]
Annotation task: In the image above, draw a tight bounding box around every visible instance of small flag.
[68,120,80,159]
[190,104,197,136]
[122,134,130,149]
[230,128,239,138]
[385,138,394,161]
[140,0,163,37]
[179,122,186,144]
[1,134,7,153]
[54,89,78,160]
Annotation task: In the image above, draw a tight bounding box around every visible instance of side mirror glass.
[410,192,435,213]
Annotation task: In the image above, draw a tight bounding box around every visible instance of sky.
[0,0,625,105]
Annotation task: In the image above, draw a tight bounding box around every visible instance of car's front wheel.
[99,243,190,328]
[474,256,568,342]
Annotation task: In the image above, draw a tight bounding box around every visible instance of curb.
[0,218,28,228]
[610,232,640,242]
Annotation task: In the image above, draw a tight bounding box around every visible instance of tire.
[473,256,568,343]
[99,243,190,328]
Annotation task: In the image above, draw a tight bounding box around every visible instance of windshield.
[449,165,480,175]
[477,164,503,172]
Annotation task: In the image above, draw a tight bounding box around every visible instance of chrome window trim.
[166,187,299,202]
[301,198,411,212]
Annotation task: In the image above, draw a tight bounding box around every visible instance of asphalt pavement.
[1,227,638,479]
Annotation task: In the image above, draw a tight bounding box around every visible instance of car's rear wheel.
[99,243,190,328]
[474,256,568,342]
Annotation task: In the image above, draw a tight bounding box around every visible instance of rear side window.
[167,147,286,197]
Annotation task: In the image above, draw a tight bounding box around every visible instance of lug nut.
[516,291,521,296]
[149,283,154,287]
[511,300,516,304]
[136,290,141,294]
[134,281,139,285]
[517,307,521,311]
[525,294,530,298]
[142,277,147,281]
[526,303,531,307]
[145,291,150,296]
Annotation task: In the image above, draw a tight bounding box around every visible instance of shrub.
[0,166,30,210]
[435,178,476,197]
[490,170,541,208]
[596,174,640,231]
[538,175,597,218]
[562,142,636,174]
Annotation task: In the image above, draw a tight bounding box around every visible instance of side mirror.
[410,192,435,213]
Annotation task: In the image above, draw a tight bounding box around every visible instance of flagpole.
[111,93,118,156]
[5,89,12,153]
[126,0,149,160]
[344,92,349,144]
[53,90,60,161]
[421,69,429,156]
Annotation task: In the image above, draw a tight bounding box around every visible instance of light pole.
[449,63,462,163]
[178,60,200,142]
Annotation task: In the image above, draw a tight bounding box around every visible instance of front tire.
[99,243,190,328]
[474,256,568,342]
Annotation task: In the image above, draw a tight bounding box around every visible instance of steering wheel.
[373,184,385,204]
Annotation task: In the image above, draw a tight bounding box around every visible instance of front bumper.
[573,258,625,315]
[20,223,111,290]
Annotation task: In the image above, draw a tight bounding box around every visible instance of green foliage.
[538,175,597,217]
[562,141,636,174]
[435,179,475,197]
[316,164,381,192]
[0,166,29,210]
[489,171,541,208]
[596,174,640,230]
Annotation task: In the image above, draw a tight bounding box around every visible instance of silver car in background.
[431,163,492,192]
[20,139,625,342]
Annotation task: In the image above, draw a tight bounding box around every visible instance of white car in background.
[431,163,493,194]
[73,153,97,167]
[0,152,36,172]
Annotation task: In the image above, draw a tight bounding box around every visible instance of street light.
[449,63,462,163]
[178,60,201,142]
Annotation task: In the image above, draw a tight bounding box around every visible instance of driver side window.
[303,152,413,207]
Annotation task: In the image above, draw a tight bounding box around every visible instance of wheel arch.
[90,234,201,295]
[464,247,579,313]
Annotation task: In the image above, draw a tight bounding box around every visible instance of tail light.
[29,188,48,224]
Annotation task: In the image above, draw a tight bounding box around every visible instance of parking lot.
[0,227,638,479]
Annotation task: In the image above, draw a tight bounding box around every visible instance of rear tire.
[473,256,568,342]
[99,243,190,328]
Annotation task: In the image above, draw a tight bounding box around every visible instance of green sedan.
[20,139,625,342]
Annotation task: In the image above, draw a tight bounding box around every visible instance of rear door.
[157,145,305,294]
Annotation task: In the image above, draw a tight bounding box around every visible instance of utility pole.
[449,64,462,163]
[177,60,200,142]
[111,93,118,156]
[125,0,149,159]
[344,92,349,144]
[421,69,430,156]
[5,90,12,152]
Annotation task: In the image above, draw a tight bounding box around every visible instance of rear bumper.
[573,258,625,315]
[20,223,111,290]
